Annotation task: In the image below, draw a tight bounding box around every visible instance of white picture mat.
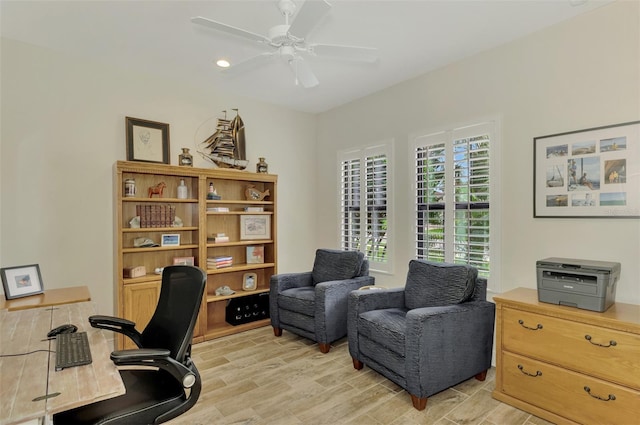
[240,215,271,240]
[534,121,640,217]
[1,265,44,298]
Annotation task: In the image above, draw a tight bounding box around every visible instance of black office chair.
[53,265,207,425]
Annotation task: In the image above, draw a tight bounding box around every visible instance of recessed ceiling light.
[216,59,230,68]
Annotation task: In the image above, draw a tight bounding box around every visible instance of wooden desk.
[0,286,91,311]
[0,302,125,425]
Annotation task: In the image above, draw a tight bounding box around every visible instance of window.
[413,121,500,289]
[339,142,392,273]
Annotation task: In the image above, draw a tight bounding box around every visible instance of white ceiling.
[1,0,614,113]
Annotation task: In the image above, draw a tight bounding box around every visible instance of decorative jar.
[256,157,268,173]
[179,148,193,167]
[124,179,136,197]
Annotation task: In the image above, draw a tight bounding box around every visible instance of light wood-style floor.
[168,326,555,425]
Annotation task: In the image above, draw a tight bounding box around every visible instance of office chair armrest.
[111,348,171,362]
[89,315,143,348]
[110,349,199,388]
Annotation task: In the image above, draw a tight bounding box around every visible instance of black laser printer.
[536,257,620,312]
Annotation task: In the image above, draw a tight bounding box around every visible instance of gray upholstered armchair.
[348,260,495,410]
[270,249,374,353]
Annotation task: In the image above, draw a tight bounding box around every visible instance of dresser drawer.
[502,352,640,425]
[502,308,640,389]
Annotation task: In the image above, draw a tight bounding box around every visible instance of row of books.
[136,205,175,228]
[207,256,233,269]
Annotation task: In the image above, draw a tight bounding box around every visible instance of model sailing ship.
[198,109,248,169]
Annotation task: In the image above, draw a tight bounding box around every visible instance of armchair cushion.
[278,287,315,315]
[358,308,408,357]
[312,249,364,284]
[404,260,477,310]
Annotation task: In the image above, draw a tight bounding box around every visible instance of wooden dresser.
[492,288,640,425]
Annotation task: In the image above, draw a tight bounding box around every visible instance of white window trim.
[338,140,394,274]
[409,118,501,293]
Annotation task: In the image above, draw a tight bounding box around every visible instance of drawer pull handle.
[584,335,617,347]
[518,319,542,330]
[584,386,616,401]
[517,364,542,377]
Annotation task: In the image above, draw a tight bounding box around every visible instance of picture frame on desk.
[1,264,44,300]
[126,116,170,164]
[240,215,271,240]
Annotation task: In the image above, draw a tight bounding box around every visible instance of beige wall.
[0,38,318,315]
[316,1,640,303]
[1,1,639,316]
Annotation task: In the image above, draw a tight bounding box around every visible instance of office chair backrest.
[141,265,206,362]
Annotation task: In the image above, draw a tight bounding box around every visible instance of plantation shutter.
[414,122,493,278]
[339,142,392,273]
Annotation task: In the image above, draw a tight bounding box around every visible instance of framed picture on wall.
[1,264,44,300]
[126,117,170,164]
[533,121,640,218]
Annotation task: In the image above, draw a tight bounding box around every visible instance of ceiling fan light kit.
[192,0,378,88]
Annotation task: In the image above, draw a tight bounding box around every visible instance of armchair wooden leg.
[475,370,488,381]
[352,358,364,370]
[410,394,428,411]
[318,343,331,353]
[273,327,282,337]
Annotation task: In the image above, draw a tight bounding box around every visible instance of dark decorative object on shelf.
[179,148,193,167]
[207,182,221,200]
[257,157,268,173]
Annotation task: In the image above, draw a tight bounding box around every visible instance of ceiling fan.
[191,0,378,88]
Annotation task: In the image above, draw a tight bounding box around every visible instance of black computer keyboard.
[55,331,93,371]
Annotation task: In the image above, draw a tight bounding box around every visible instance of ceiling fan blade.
[288,57,319,88]
[288,0,331,39]
[310,44,378,63]
[191,16,271,44]
[222,52,277,74]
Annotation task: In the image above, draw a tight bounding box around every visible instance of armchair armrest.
[269,272,314,330]
[270,271,313,293]
[348,287,405,314]
[404,300,496,398]
[89,315,143,348]
[347,287,405,360]
[314,275,375,343]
